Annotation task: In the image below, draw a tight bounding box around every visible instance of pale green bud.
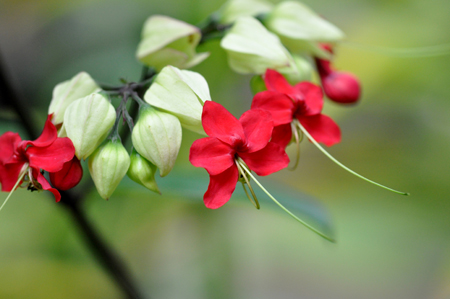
[48,72,100,125]
[220,16,295,75]
[64,93,116,160]
[216,0,273,25]
[282,54,314,85]
[131,106,182,177]
[136,15,209,71]
[127,149,160,194]
[144,66,211,135]
[89,139,130,200]
[264,1,344,58]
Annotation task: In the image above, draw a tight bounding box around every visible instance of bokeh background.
[1,0,450,298]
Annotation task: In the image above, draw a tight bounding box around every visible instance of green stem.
[237,159,335,242]
[130,92,148,108]
[297,122,409,196]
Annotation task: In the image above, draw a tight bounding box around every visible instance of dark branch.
[0,49,146,299]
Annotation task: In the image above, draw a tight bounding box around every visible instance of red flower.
[251,69,341,148]
[315,45,361,104]
[0,115,79,202]
[189,101,289,209]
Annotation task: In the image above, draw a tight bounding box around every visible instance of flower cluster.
[0,0,406,240]
[0,115,81,202]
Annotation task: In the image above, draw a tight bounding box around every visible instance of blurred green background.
[1,0,450,298]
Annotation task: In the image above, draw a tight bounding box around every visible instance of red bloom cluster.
[315,45,361,104]
[0,115,82,202]
[252,69,341,148]
[190,69,346,209]
[190,101,289,209]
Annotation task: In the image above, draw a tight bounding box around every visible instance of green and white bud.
[136,15,209,71]
[127,149,160,194]
[48,72,100,125]
[89,139,130,200]
[216,0,273,25]
[283,54,314,85]
[220,16,295,75]
[132,106,182,177]
[264,1,344,58]
[64,93,116,160]
[144,66,211,134]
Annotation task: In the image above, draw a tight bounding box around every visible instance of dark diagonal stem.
[0,51,145,299]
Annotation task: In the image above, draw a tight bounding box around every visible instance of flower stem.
[296,122,409,196]
[237,159,335,242]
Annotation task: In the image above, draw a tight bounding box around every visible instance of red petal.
[35,170,61,202]
[49,156,83,191]
[21,115,57,149]
[322,72,361,104]
[0,162,24,192]
[298,114,341,146]
[202,101,245,146]
[203,165,238,209]
[0,132,21,164]
[271,124,293,149]
[264,69,296,95]
[27,137,75,172]
[189,137,234,175]
[251,91,294,126]
[239,109,273,153]
[294,82,323,115]
[239,142,289,176]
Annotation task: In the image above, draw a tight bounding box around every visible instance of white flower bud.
[89,140,130,200]
[144,66,211,134]
[264,1,344,57]
[131,106,182,177]
[64,93,116,160]
[127,149,160,194]
[48,72,100,125]
[220,16,295,75]
[216,0,273,25]
[136,15,209,71]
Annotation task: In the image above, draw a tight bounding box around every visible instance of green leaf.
[152,170,335,241]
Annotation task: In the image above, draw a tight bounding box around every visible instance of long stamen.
[236,158,334,242]
[288,122,301,171]
[236,160,260,209]
[296,122,409,196]
[0,170,27,213]
[342,41,450,58]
